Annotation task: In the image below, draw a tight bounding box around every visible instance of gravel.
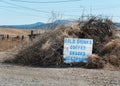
[0,52,120,86]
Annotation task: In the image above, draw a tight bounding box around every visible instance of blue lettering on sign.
[70,45,86,50]
[77,40,92,44]
[64,38,76,44]
[64,38,93,45]
[64,56,88,63]
[70,51,85,56]
[64,57,71,62]
[74,57,80,62]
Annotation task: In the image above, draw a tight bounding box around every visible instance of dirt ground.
[0,52,120,86]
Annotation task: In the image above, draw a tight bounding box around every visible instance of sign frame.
[63,38,93,63]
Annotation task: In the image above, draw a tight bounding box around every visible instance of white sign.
[63,38,93,63]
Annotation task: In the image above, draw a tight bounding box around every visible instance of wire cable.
[0,7,41,17]
[1,0,50,13]
[9,0,81,4]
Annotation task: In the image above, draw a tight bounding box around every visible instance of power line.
[0,2,81,18]
[0,6,40,17]
[1,0,50,13]
[1,1,120,18]
[0,1,83,17]
[0,5,18,9]
[9,0,81,4]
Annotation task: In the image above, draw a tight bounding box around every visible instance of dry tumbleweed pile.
[4,17,120,69]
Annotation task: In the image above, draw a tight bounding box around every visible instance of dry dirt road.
[0,52,120,86]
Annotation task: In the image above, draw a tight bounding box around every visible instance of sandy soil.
[0,52,120,86]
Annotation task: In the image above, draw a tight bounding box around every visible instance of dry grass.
[0,39,20,51]
[0,28,46,51]
[4,25,81,66]
[0,28,45,36]
[0,28,29,36]
[86,54,105,68]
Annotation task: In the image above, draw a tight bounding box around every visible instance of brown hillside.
[0,28,30,36]
[0,28,45,36]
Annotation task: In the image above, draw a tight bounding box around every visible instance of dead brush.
[101,39,120,67]
[104,55,120,67]
[80,17,114,54]
[4,17,118,68]
[86,54,105,68]
[4,25,81,66]
[101,39,120,55]
[86,39,120,69]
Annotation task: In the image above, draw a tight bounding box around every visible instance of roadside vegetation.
[4,17,120,70]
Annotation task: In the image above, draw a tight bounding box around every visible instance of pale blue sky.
[0,0,120,25]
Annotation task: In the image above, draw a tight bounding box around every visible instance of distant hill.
[115,23,120,27]
[0,20,119,29]
[0,22,45,29]
[54,20,71,24]
[0,20,72,29]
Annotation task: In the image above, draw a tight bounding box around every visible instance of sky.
[0,0,120,25]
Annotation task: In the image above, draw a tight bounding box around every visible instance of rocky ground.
[0,52,120,86]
